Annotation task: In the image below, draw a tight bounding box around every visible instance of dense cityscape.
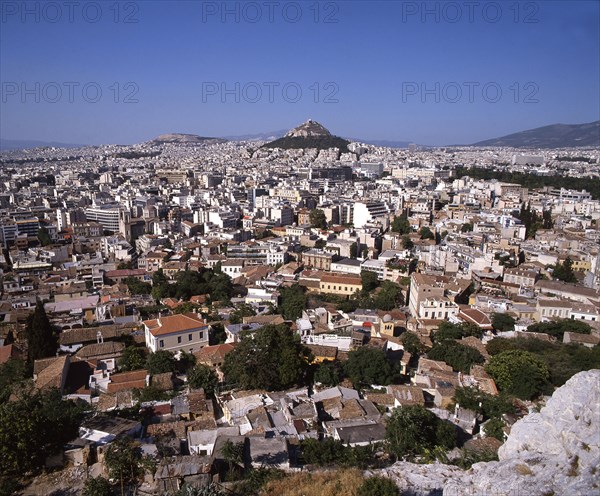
[0,118,598,495]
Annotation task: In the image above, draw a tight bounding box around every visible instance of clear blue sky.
[1,0,599,145]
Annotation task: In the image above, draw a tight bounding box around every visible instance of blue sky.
[1,0,599,145]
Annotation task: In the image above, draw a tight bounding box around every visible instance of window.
[177,336,182,344]
[199,331,204,340]
[159,339,164,348]
[189,334,193,341]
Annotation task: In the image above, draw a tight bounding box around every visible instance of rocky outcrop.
[370,370,600,495]
[285,120,332,138]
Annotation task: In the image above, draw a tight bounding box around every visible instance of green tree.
[209,323,227,345]
[104,436,145,489]
[361,270,379,292]
[391,213,411,234]
[400,332,424,356]
[357,476,400,496]
[433,321,483,343]
[401,235,414,250]
[373,281,403,310]
[460,223,473,233]
[552,257,577,283]
[37,226,52,246]
[119,346,147,372]
[309,209,328,229]
[300,438,347,466]
[344,347,394,386]
[385,405,456,461]
[542,209,554,229]
[427,341,484,373]
[419,226,435,240]
[483,418,505,441]
[349,242,359,259]
[188,364,218,396]
[452,387,515,420]
[313,360,344,386]
[83,476,113,496]
[0,388,85,475]
[278,284,307,320]
[146,350,177,375]
[0,358,29,402]
[125,277,152,295]
[177,351,196,373]
[486,350,551,400]
[229,303,257,324]
[221,439,245,472]
[222,324,311,390]
[26,301,57,363]
[491,313,516,332]
[526,319,591,341]
[485,336,600,388]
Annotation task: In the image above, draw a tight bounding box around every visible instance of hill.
[0,139,85,150]
[472,121,600,148]
[149,133,227,145]
[262,120,350,153]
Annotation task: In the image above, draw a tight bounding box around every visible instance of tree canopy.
[491,313,516,332]
[486,336,600,388]
[344,347,395,386]
[0,388,85,475]
[119,346,147,372]
[309,209,328,229]
[419,226,435,240]
[391,213,411,234]
[526,319,591,340]
[552,257,577,283]
[433,321,483,343]
[222,324,311,390]
[188,364,218,396]
[278,284,307,321]
[313,360,344,386]
[385,405,456,461]
[427,341,484,373]
[151,268,233,304]
[104,436,146,487]
[146,350,177,375]
[125,277,151,295]
[486,350,551,400]
[26,301,57,363]
[360,270,379,293]
[0,358,29,403]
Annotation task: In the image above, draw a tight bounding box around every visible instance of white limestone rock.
[370,370,600,496]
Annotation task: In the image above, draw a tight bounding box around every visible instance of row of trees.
[125,268,234,304]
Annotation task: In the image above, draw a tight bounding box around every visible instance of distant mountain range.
[471,121,600,148]
[149,133,227,145]
[223,130,287,142]
[3,120,598,152]
[0,138,85,150]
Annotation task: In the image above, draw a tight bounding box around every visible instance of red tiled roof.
[143,313,208,337]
